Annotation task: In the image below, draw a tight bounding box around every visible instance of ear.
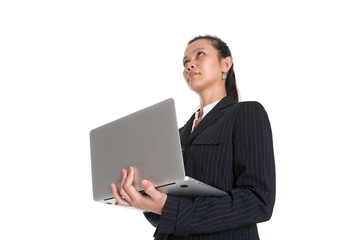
[221,56,233,73]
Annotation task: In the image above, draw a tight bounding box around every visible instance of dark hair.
[188,35,239,102]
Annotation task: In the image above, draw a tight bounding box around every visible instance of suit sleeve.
[143,211,161,227]
[156,102,276,237]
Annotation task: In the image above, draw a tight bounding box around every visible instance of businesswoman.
[111,35,276,239]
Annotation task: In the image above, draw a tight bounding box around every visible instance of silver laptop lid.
[90,98,185,202]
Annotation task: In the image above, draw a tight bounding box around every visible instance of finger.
[119,169,132,201]
[110,183,127,205]
[122,167,145,207]
[122,167,140,198]
[119,169,127,190]
[142,180,162,200]
[110,183,131,206]
[123,166,134,188]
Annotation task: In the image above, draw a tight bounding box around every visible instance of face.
[183,39,230,94]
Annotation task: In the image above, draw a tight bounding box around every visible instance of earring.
[222,74,227,80]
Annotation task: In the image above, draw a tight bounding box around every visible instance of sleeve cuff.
[156,195,179,234]
[143,211,160,228]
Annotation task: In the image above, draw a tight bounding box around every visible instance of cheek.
[209,64,223,80]
[183,70,188,82]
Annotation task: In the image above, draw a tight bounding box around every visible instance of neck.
[198,89,226,113]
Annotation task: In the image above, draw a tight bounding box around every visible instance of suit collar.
[180,96,237,145]
[213,95,237,110]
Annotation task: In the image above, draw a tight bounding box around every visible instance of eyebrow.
[183,48,206,62]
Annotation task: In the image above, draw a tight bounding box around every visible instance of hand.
[110,166,167,215]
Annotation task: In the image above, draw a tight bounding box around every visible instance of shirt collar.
[201,100,221,119]
[191,99,221,132]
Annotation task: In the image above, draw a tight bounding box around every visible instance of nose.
[186,62,195,72]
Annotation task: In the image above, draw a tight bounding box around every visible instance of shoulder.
[236,101,265,109]
[234,101,267,114]
[235,101,266,111]
[220,100,269,120]
[234,101,270,123]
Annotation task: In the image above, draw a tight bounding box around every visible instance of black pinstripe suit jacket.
[144,96,276,240]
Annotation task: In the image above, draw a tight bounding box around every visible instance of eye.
[183,60,190,67]
[197,52,204,57]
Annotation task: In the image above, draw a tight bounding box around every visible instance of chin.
[188,82,204,93]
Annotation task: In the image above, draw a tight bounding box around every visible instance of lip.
[187,72,199,80]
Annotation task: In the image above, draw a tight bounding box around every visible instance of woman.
[111,35,276,239]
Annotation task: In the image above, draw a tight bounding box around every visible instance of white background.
[1,0,360,239]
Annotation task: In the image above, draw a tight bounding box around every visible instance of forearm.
[156,184,275,237]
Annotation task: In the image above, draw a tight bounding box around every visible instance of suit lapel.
[185,96,237,145]
[180,113,194,147]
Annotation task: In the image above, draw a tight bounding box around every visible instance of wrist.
[154,194,167,215]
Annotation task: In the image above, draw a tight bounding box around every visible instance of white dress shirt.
[191,100,221,132]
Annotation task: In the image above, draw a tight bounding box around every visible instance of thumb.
[142,180,159,198]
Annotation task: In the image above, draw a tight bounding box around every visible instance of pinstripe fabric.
[144,96,276,240]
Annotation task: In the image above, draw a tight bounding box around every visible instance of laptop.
[90,98,227,205]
